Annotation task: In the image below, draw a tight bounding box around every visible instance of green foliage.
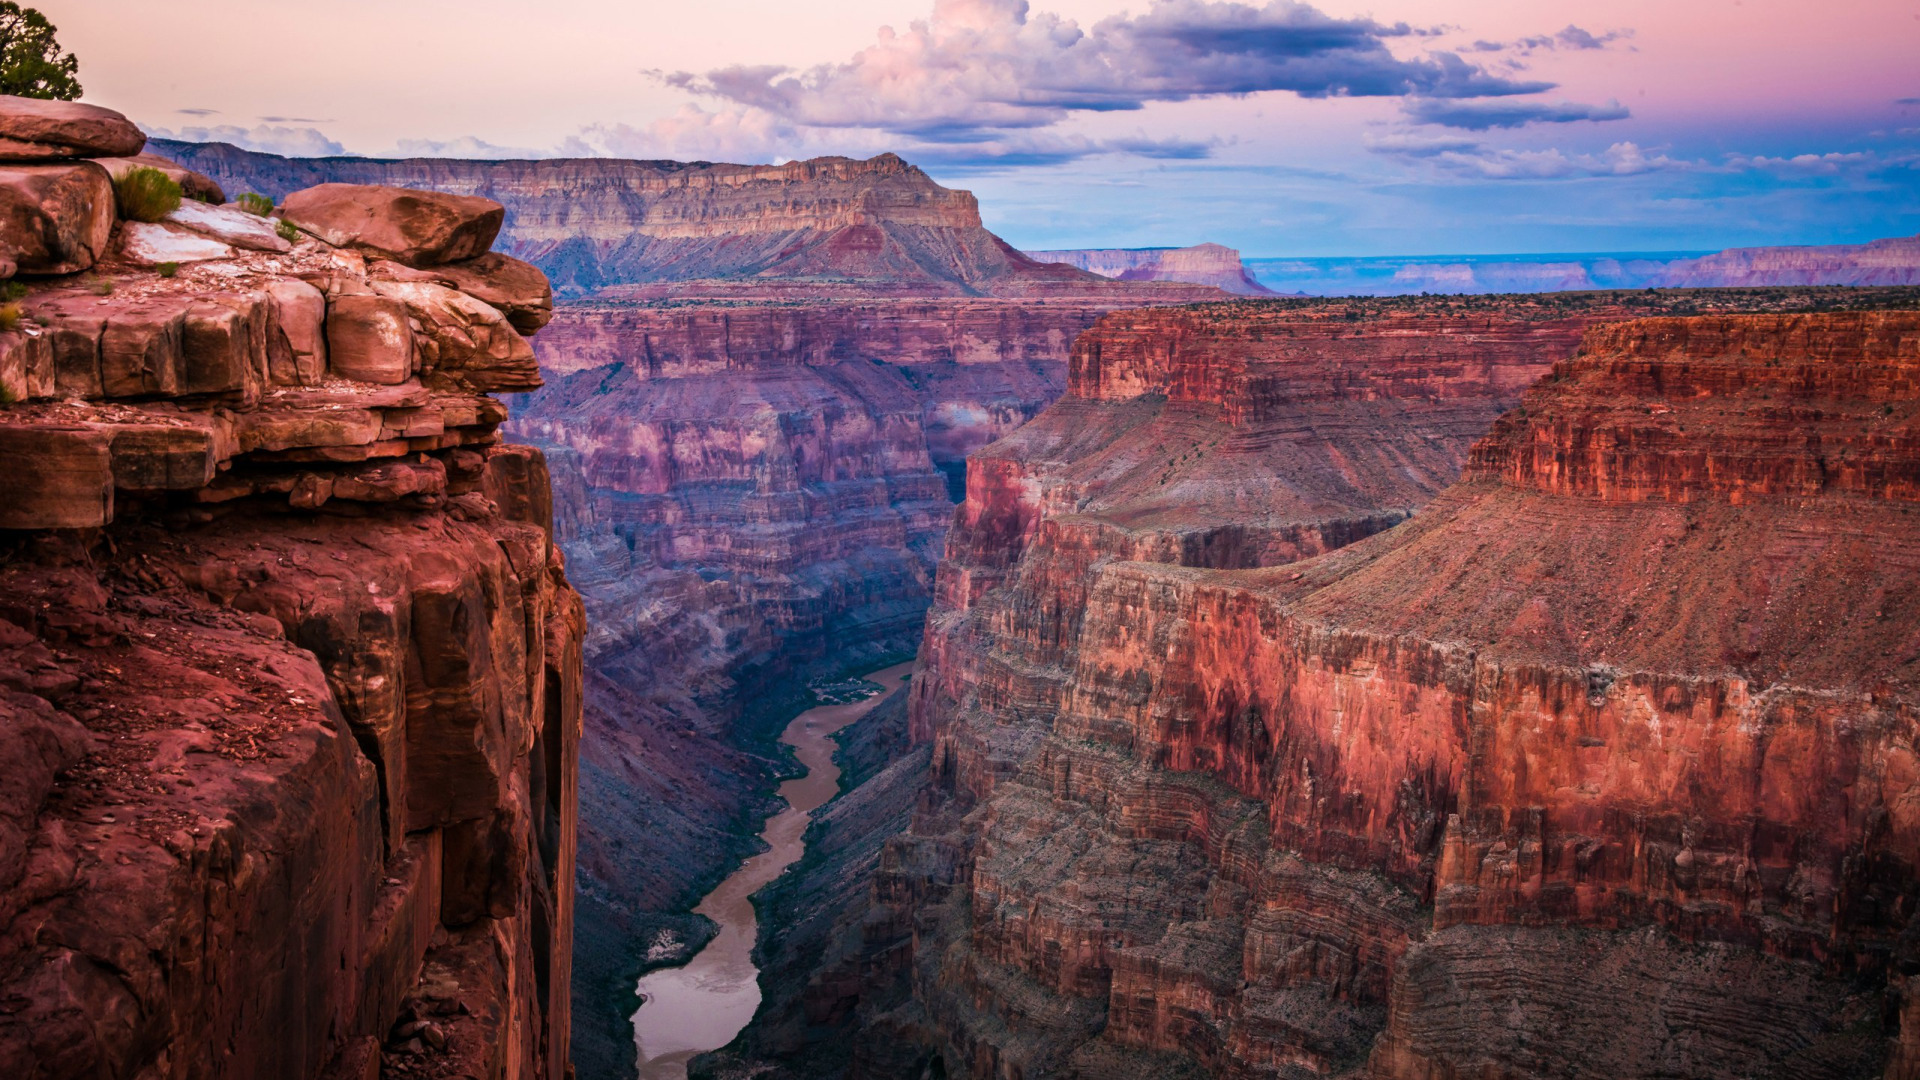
[1,281,25,302]
[0,3,79,100]
[156,261,179,279]
[236,192,274,217]
[275,217,302,244]
[86,277,111,297]
[0,301,19,332]
[0,383,14,405]
[113,166,181,223]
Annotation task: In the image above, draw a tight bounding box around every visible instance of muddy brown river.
[630,662,915,1080]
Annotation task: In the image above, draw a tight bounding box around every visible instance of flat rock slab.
[0,94,145,161]
[165,199,291,253]
[118,222,235,266]
[280,184,504,267]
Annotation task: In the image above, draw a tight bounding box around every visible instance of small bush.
[1,281,25,303]
[236,192,274,217]
[0,303,20,332]
[275,218,302,244]
[156,261,179,279]
[113,166,182,223]
[87,278,113,297]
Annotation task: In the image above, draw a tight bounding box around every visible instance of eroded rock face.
[0,130,581,1080]
[784,307,1920,1080]
[1024,243,1279,296]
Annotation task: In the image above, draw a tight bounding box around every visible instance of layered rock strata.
[820,308,1920,1079]
[2,98,580,1080]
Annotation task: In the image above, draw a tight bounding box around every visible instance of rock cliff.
[1,98,581,1080]
[1023,243,1279,296]
[1656,233,1920,287]
[711,294,1920,1080]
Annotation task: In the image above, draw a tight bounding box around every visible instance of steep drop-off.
[2,102,581,1080]
[886,309,1917,1078]
[708,294,1920,1080]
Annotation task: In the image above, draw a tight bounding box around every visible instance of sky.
[51,0,1920,256]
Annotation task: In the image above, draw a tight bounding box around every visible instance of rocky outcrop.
[0,96,580,1080]
[1024,243,1278,296]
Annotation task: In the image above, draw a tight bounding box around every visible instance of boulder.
[117,222,234,266]
[266,279,327,386]
[326,294,414,384]
[279,184,504,267]
[0,96,145,161]
[423,253,552,333]
[370,279,539,393]
[93,153,225,204]
[0,329,54,403]
[0,162,114,275]
[163,199,290,253]
[0,424,113,529]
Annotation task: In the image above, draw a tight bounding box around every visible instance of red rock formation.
[0,100,581,1080]
[815,305,1920,1080]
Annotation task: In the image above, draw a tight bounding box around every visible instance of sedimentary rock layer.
[1,114,580,1080]
[711,300,1920,1080]
[845,308,1920,1080]
[1657,233,1920,288]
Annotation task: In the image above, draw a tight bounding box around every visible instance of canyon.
[151,138,1226,1078]
[700,293,1920,1080]
[0,96,580,1079]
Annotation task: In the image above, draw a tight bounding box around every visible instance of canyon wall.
[1656,233,1920,287]
[710,295,1920,1080]
[1,107,580,1079]
[1023,244,1278,297]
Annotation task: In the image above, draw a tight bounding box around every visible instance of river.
[630,662,916,1080]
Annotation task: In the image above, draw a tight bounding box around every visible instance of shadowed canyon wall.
[702,295,1920,1080]
[2,112,581,1080]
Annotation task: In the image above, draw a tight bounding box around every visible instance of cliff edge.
[0,96,582,1080]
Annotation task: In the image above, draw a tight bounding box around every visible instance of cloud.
[175,107,220,117]
[657,0,1552,150]
[1898,97,1920,106]
[1403,98,1629,129]
[1371,137,1681,179]
[258,115,333,124]
[142,123,351,156]
[1724,150,1885,175]
[393,135,549,159]
[1473,25,1633,53]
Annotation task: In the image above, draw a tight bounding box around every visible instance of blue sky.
[54,0,1920,256]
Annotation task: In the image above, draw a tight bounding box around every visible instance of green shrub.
[113,166,181,223]
[275,217,302,244]
[236,192,274,217]
[156,261,179,279]
[1,281,25,302]
[0,302,20,332]
[87,277,112,297]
